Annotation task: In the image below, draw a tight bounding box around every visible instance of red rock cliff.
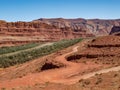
[0,18,120,46]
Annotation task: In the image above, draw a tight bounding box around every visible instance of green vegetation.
[0,38,82,68]
[0,43,40,55]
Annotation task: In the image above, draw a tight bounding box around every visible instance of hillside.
[0,35,120,89]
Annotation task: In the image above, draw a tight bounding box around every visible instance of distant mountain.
[34,18,120,36]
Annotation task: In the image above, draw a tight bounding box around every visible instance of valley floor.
[0,36,120,90]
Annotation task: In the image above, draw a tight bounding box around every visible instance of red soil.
[0,35,119,89]
[0,40,101,88]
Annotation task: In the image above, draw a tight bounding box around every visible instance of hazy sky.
[0,0,120,21]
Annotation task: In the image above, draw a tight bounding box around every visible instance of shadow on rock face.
[41,63,60,71]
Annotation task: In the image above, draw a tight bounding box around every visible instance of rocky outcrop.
[0,20,94,40]
[66,36,120,65]
[110,26,120,35]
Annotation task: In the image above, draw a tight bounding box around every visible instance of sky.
[0,0,120,22]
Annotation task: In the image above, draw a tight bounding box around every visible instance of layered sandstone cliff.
[0,18,120,46]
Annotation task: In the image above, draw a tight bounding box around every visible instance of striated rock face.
[0,18,120,46]
[110,26,120,36]
[67,35,120,65]
[34,18,120,36]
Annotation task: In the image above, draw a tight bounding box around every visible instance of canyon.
[0,18,120,89]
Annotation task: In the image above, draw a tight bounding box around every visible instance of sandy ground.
[0,40,101,88]
[0,38,119,89]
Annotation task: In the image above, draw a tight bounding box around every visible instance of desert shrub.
[84,80,90,85]
[114,73,118,77]
[95,77,103,85]
[1,88,6,90]
[0,43,40,55]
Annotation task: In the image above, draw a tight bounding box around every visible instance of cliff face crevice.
[110,26,120,35]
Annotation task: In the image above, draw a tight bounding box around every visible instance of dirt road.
[0,42,53,57]
[0,40,120,88]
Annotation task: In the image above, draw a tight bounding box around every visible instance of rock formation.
[0,18,120,46]
[110,26,120,35]
[34,18,120,36]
